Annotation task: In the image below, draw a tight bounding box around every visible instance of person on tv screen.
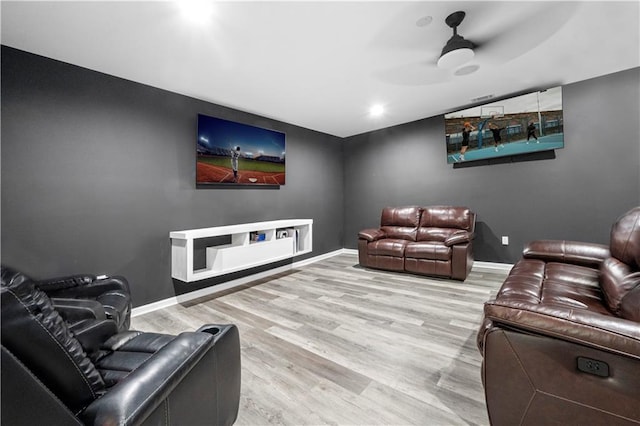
[526,121,539,143]
[231,146,241,182]
[459,122,476,161]
[488,121,505,152]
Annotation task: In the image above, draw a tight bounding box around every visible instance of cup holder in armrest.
[196,324,236,344]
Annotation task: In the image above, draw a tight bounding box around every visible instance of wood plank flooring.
[131,253,508,425]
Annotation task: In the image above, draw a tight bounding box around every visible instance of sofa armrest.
[522,240,610,268]
[444,230,473,246]
[358,228,385,242]
[482,300,640,359]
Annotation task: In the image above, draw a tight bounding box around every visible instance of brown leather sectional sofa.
[358,206,476,281]
[477,206,640,425]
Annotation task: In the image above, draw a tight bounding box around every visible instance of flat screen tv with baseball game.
[444,86,564,165]
[196,114,286,187]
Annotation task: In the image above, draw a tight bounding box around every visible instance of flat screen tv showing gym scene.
[196,114,286,186]
[444,86,564,164]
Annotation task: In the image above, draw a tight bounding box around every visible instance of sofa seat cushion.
[498,259,609,315]
[367,239,409,257]
[404,241,451,261]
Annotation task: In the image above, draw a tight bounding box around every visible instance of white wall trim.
[472,261,514,273]
[132,249,512,317]
[131,249,344,317]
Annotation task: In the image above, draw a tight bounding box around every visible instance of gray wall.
[3,45,639,308]
[344,67,640,263]
[1,46,344,307]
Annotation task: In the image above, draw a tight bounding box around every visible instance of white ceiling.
[2,1,639,138]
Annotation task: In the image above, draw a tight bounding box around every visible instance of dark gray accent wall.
[1,46,344,307]
[344,67,640,263]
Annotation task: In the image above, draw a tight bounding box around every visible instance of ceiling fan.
[372,3,577,86]
[437,11,475,69]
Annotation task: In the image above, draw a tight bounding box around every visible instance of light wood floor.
[131,253,508,425]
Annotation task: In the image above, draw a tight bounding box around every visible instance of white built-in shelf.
[170,219,313,282]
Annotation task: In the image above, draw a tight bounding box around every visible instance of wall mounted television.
[444,86,564,165]
[196,114,286,187]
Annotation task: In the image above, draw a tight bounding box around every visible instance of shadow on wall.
[474,222,513,264]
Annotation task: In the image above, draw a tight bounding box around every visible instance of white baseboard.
[132,249,512,317]
[131,249,344,317]
[472,261,514,273]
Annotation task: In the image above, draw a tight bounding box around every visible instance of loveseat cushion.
[405,241,451,261]
[420,206,474,231]
[498,259,608,313]
[380,206,420,241]
[367,239,409,257]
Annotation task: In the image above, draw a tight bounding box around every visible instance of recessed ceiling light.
[369,104,385,118]
[177,0,215,26]
[416,16,433,27]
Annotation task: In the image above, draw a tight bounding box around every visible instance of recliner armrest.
[482,300,640,359]
[358,228,385,242]
[522,240,610,268]
[37,274,96,292]
[52,298,106,322]
[444,230,473,246]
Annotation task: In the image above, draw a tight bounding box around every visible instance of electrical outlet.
[501,236,509,246]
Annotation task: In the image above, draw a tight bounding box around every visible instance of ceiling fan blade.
[468,2,579,65]
[372,61,453,86]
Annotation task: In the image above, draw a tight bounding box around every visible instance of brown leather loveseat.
[476,206,640,425]
[358,206,476,281]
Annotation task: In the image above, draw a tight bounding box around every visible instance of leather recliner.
[35,272,133,332]
[1,266,241,426]
[476,206,640,425]
[358,206,476,280]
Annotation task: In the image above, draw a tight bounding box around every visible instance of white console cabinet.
[170,219,312,282]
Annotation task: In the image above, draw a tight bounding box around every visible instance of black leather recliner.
[1,266,241,426]
[35,271,133,332]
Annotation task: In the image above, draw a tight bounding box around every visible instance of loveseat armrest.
[358,228,385,242]
[481,300,640,359]
[522,240,610,268]
[444,230,473,246]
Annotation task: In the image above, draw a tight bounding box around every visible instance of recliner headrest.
[1,266,105,412]
[610,207,640,270]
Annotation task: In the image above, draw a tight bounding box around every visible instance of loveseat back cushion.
[380,206,421,241]
[1,267,105,413]
[419,206,475,231]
